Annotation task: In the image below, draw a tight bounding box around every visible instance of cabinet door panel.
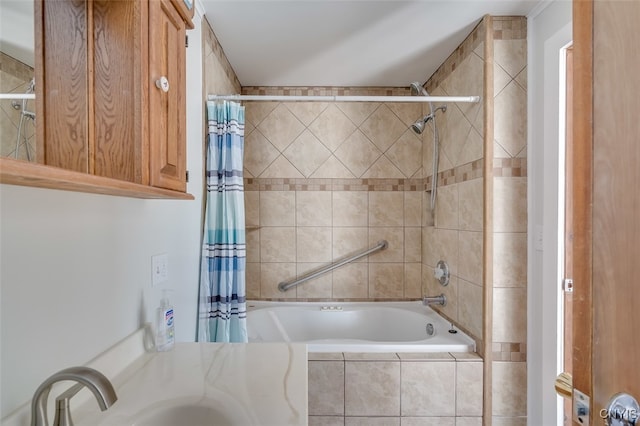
[149,0,186,192]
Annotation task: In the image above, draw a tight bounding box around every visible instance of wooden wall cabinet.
[24,0,193,198]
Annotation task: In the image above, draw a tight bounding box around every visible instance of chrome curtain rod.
[208,94,481,103]
[0,94,35,100]
[278,240,389,292]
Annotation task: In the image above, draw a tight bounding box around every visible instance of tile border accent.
[493,16,527,40]
[242,86,412,96]
[492,342,527,362]
[492,158,527,177]
[202,16,242,90]
[245,159,491,192]
[426,18,486,92]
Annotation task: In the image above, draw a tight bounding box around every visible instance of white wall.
[527,1,572,425]
[0,9,204,418]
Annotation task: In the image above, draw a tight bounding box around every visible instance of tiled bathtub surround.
[0,52,35,161]
[308,352,483,425]
[243,90,431,301]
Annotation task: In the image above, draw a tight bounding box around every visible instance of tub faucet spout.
[423,294,447,307]
[31,366,117,426]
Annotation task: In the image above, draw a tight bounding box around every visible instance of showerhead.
[410,106,447,135]
[410,82,428,97]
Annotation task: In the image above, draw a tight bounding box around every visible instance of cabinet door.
[149,0,186,192]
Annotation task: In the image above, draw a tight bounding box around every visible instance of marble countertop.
[74,343,308,426]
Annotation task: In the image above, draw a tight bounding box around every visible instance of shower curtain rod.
[207,94,481,103]
[0,94,35,100]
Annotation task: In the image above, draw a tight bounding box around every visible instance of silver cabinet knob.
[155,76,170,93]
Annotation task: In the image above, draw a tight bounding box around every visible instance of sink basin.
[130,396,253,426]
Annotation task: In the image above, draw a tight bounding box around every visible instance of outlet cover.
[151,253,168,287]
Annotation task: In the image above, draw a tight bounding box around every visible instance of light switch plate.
[151,253,168,287]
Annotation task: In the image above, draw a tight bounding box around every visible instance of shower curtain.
[198,100,248,342]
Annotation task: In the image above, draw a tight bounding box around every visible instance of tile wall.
[308,352,483,426]
[242,89,427,300]
[490,17,528,425]
[0,52,35,161]
[422,18,486,349]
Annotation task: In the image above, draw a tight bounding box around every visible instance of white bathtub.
[246,301,476,353]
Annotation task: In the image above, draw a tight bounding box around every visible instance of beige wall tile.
[335,130,382,177]
[369,192,404,227]
[260,191,295,226]
[440,52,484,122]
[260,263,297,298]
[260,155,305,178]
[309,416,344,426]
[333,227,369,260]
[244,130,279,177]
[336,102,379,126]
[333,191,368,227]
[297,191,333,227]
[455,418,482,426]
[404,192,422,227]
[491,417,527,426]
[404,263,422,298]
[493,232,527,287]
[404,228,422,263]
[435,183,459,230]
[386,132,423,178]
[346,418,399,426]
[369,228,404,263]
[260,227,296,262]
[297,227,332,263]
[401,418,455,426]
[244,191,260,227]
[458,231,483,285]
[246,229,260,263]
[401,361,456,416]
[458,279,483,340]
[493,287,527,343]
[246,262,261,299]
[456,362,483,416]
[363,156,405,179]
[387,102,423,127]
[285,102,329,126]
[257,103,305,151]
[284,130,332,177]
[494,81,527,158]
[493,177,527,233]
[345,361,400,416]
[436,275,458,322]
[423,228,459,275]
[458,178,483,232]
[437,105,472,169]
[309,361,345,416]
[369,263,404,298]
[308,104,358,151]
[312,156,357,178]
[492,362,527,416]
[296,263,333,298]
[361,105,408,152]
[494,39,527,79]
[243,101,277,127]
[333,263,368,298]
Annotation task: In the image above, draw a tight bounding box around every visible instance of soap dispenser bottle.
[156,289,175,352]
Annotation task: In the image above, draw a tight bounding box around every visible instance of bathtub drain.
[425,323,435,336]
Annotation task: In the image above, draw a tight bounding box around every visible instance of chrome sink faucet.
[31,366,117,426]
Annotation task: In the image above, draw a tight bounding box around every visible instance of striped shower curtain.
[198,100,247,343]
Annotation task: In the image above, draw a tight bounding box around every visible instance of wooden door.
[572,0,640,423]
[149,0,187,192]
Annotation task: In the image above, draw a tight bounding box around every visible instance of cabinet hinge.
[185,170,189,183]
[185,35,189,48]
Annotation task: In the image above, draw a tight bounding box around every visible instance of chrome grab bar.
[278,240,388,292]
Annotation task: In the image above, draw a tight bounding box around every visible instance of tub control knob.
[434,260,450,286]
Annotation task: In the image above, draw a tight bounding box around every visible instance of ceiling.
[201,0,542,88]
